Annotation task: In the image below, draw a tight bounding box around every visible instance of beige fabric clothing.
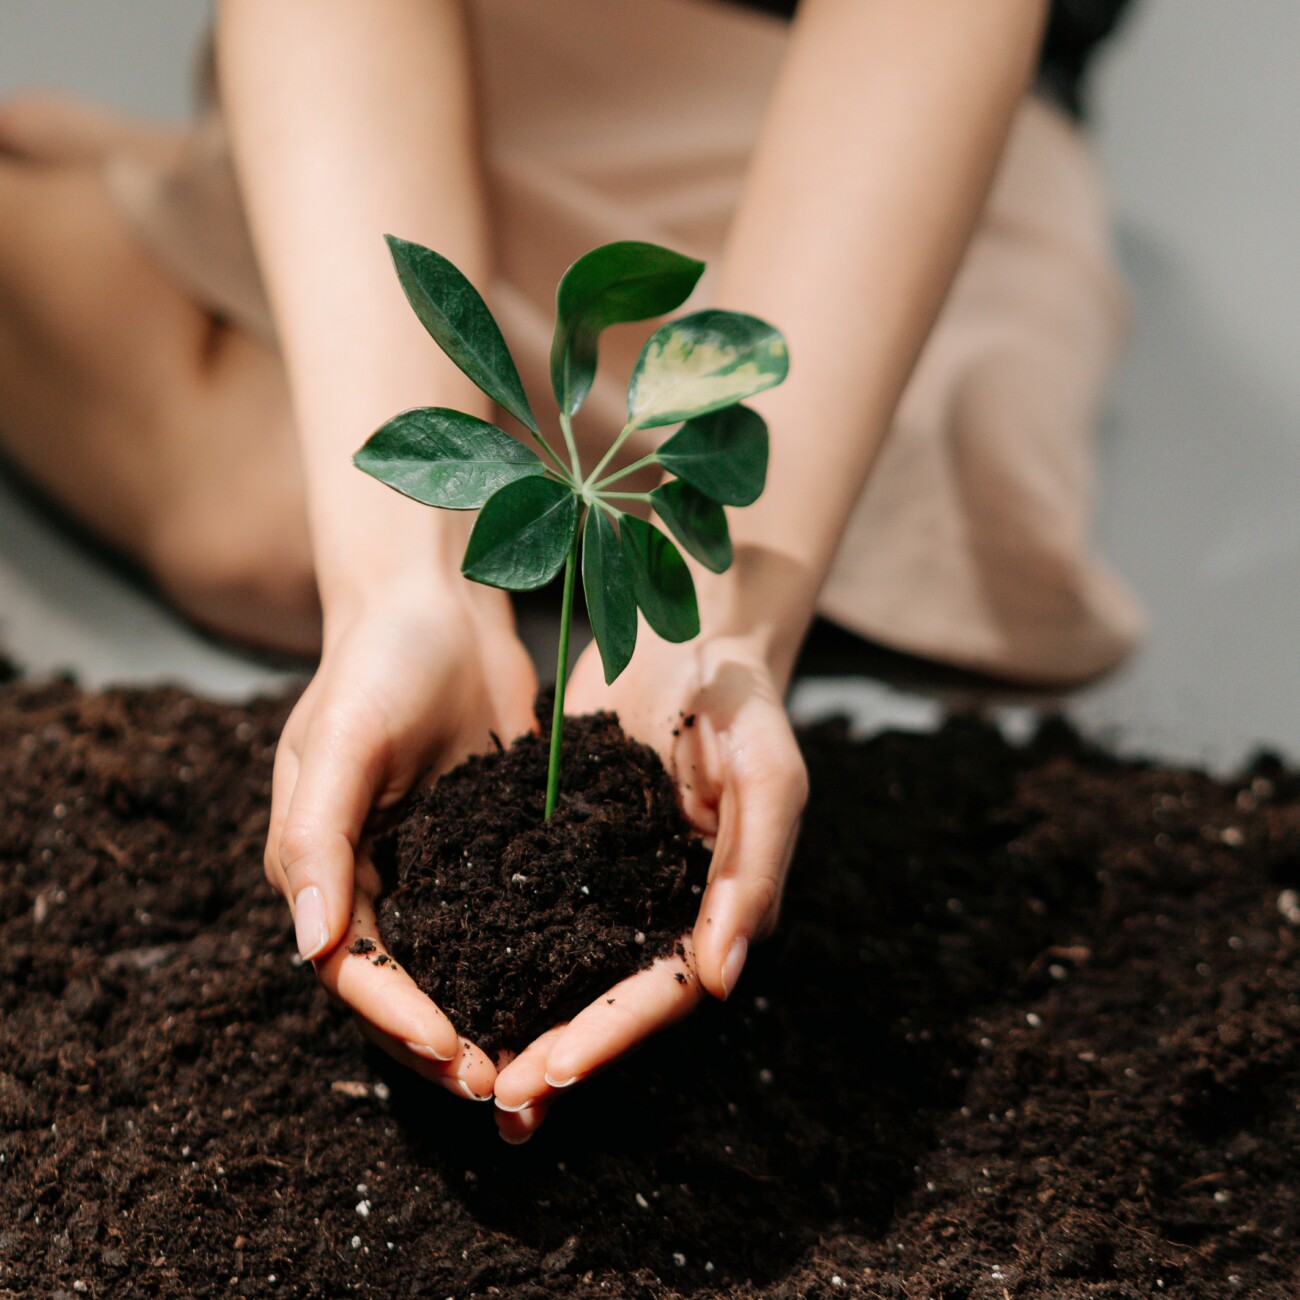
[101,0,1143,685]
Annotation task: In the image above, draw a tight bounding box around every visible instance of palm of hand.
[266,585,537,1101]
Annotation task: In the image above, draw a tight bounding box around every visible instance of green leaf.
[353,407,546,509]
[582,509,638,683]
[551,241,705,418]
[462,477,578,591]
[386,234,538,434]
[626,309,789,430]
[619,515,699,643]
[650,479,732,574]
[655,404,768,506]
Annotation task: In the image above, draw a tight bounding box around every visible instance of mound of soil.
[376,709,710,1056]
[0,676,1298,1299]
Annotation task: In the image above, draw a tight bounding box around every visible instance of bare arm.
[217,0,537,1101]
[216,0,490,606]
[710,0,1049,675]
[496,0,1050,1136]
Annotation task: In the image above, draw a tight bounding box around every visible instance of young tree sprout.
[355,237,789,819]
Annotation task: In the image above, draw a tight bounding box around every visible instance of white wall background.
[1,1,1298,764]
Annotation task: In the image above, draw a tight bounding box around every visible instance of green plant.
[355,237,788,818]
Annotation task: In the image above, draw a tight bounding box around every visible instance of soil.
[375,707,710,1056]
[1,675,1298,1299]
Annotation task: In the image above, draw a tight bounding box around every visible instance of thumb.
[274,713,390,961]
[692,735,807,1001]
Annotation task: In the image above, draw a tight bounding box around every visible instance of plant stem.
[544,521,582,820]
[559,412,583,481]
[584,420,637,489]
[532,430,572,479]
[593,450,660,489]
[599,491,652,503]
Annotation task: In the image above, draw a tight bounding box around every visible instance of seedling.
[355,237,788,818]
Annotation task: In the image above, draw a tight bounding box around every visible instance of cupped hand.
[265,577,537,1100]
[492,630,808,1142]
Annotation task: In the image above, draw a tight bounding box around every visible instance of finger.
[542,940,706,1088]
[263,740,301,901]
[493,1024,568,1113]
[315,887,462,1067]
[276,709,389,960]
[693,740,807,1001]
[496,1097,551,1146]
[354,1021,494,1103]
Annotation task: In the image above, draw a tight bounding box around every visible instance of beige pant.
[103,0,1143,684]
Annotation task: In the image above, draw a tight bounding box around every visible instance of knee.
[0,92,67,160]
[151,489,322,658]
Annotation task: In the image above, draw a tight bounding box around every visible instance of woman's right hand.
[264,576,537,1101]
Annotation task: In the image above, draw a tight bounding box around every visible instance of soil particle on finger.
[0,680,1298,1298]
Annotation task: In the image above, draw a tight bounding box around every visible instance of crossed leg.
[0,94,320,656]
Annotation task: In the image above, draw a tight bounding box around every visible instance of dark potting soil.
[375,708,710,1056]
[1,678,1299,1299]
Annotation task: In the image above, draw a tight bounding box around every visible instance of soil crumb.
[1,679,1298,1298]
[376,709,709,1055]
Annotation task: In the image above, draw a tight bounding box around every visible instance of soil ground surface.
[1,676,1298,1298]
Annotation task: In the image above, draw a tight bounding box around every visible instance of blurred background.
[1,0,1297,768]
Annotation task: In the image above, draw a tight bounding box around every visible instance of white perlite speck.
[356,1200,371,1218]
[1278,889,1300,925]
[635,1193,649,1209]
[672,1253,686,1267]
[350,1235,362,1250]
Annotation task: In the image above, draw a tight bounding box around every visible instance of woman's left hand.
[491,630,807,1143]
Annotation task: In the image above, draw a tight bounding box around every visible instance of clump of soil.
[376,709,710,1055]
[1,676,1298,1298]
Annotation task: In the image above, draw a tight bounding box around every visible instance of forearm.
[697,0,1047,678]
[216,0,491,614]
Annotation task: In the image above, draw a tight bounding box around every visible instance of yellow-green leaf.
[626,310,788,430]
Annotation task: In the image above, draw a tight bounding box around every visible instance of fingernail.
[544,1071,580,1089]
[293,886,330,961]
[500,1127,535,1146]
[448,1078,491,1102]
[495,1097,533,1114]
[721,936,748,999]
[404,1039,455,1063]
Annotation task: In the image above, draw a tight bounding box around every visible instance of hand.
[492,630,808,1142]
[265,577,537,1101]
